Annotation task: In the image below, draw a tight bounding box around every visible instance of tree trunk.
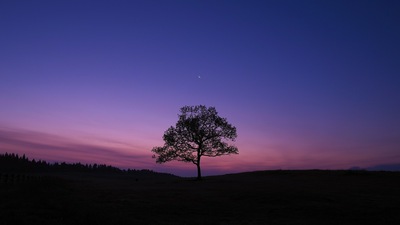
[196,163,202,180]
[196,154,202,180]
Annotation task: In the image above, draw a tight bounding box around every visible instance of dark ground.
[1,170,399,225]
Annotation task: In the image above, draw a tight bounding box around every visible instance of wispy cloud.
[0,126,153,169]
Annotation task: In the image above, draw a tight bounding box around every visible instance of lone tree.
[152,105,238,180]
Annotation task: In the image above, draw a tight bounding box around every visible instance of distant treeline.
[0,152,175,177]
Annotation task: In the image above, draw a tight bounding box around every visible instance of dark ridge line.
[0,152,178,177]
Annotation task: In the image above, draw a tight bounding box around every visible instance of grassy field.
[1,170,399,225]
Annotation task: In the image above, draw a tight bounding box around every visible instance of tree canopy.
[152,105,238,179]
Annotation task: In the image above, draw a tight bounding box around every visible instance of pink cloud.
[0,126,152,169]
[1,123,400,177]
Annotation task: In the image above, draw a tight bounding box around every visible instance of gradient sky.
[1,0,399,176]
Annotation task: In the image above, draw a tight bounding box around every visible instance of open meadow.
[1,170,399,225]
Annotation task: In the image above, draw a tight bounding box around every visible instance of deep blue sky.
[1,0,399,176]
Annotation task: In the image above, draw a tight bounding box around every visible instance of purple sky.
[1,0,399,176]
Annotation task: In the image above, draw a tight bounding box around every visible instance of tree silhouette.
[152,105,238,180]
[0,153,176,177]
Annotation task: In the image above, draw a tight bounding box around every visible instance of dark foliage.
[152,105,238,179]
[0,152,175,177]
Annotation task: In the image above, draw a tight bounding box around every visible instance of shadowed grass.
[1,170,400,225]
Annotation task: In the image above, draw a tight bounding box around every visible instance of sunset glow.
[1,0,399,176]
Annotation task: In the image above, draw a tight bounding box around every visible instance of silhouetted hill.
[348,164,400,172]
[1,168,399,225]
[367,163,400,171]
